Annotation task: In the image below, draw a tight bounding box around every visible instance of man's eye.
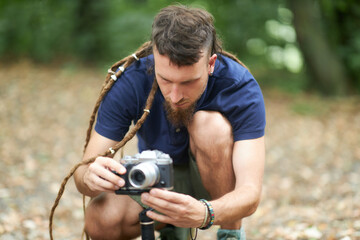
[158,76,169,83]
[182,81,193,85]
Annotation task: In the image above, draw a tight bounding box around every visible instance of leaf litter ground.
[0,62,359,240]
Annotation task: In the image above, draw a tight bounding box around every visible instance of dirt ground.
[0,61,359,240]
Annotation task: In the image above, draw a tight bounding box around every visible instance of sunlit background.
[0,0,359,239]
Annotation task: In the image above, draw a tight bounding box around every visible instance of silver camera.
[114,150,174,195]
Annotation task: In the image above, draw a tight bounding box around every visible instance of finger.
[98,165,125,187]
[146,210,174,225]
[88,161,125,188]
[141,192,183,216]
[93,158,126,185]
[141,192,170,210]
[85,171,120,192]
[149,188,187,204]
[89,162,125,187]
[91,176,120,192]
[146,208,194,229]
[97,157,126,175]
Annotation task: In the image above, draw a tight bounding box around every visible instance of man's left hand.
[141,189,205,228]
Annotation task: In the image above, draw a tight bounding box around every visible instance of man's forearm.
[211,184,262,226]
[210,137,265,226]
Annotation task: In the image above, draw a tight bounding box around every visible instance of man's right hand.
[83,156,127,193]
[74,131,123,197]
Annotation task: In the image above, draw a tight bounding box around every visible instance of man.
[74,4,265,240]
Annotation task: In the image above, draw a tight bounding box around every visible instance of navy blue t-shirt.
[95,55,266,165]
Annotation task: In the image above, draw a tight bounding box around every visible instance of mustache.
[174,99,190,105]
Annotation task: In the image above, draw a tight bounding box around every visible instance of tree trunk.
[288,0,350,96]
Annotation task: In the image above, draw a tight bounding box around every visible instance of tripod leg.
[139,208,155,240]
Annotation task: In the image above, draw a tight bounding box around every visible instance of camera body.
[114,150,174,195]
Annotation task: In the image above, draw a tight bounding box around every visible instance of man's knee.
[188,111,236,199]
[84,194,142,240]
[84,194,120,239]
[188,110,233,152]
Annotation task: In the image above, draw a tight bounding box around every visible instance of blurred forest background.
[1,0,360,95]
[0,0,359,239]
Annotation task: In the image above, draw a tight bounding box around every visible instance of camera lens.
[132,170,145,184]
[129,162,160,189]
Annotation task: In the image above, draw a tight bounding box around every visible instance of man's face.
[154,48,217,127]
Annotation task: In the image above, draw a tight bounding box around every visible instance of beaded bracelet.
[199,200,209,228]
[199,199,215,230]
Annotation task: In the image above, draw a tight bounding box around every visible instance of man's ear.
[208,54,217,75]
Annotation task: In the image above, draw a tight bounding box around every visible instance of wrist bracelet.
[199,199,215,230]
[199,200,209,228]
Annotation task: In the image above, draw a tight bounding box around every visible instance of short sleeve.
[95,69,147,141]
[227,70,266,141]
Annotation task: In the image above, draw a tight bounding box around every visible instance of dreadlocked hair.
[49,41,155,240]
[83,41,154,151]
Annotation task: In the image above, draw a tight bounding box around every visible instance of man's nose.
[170,85,183,103]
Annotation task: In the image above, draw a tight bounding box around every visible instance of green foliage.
[0,0,77,61]
[1,0,358,94]
[318,0,360,93]
[0,0,286,60]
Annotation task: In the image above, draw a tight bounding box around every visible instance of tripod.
[139,208,155,240]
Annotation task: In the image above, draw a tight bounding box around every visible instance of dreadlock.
[83,41,154,151]
[49,41,155,240]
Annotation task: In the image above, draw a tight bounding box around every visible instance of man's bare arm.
[211,136,265,225]
[74,131,126,198]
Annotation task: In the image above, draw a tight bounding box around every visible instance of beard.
[164,99,197,128]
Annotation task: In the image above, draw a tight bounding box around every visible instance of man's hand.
[141,189,205,228]
[83,157,127,193]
